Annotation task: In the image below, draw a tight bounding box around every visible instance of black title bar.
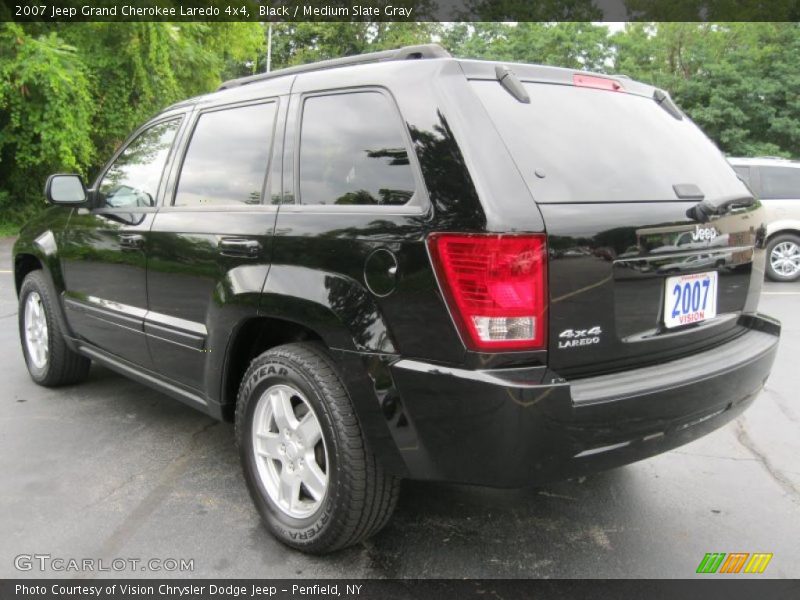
[2,0,800,22]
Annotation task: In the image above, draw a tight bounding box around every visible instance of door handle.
[119,233,144,250]
[218,237,261,258]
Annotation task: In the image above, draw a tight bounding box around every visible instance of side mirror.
[45,174,88,205]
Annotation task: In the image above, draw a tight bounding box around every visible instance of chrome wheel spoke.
[278,471,301,512]
[296,412,322,447]
[270,387,297,431]
[301,458,327,501]
[255,432,282,459]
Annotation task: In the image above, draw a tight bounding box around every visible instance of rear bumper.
[388,315,780,487]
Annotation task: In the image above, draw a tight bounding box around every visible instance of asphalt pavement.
[0,236,798,579]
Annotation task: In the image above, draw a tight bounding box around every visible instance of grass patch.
[0,222,20,238]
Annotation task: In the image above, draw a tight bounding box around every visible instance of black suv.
[13,45,780,553]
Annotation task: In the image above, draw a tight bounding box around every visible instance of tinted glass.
[299,92,415,206]
[472,81,749,203]
[759,166,800,199]
[99,119,181,209]
[174,103,277,207]
[732,166,751,185]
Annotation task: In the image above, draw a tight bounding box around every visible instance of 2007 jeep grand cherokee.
[13,45,780,553]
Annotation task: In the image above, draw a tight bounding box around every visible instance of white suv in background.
[729,157,800,282]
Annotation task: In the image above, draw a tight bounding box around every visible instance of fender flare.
[13,230,79,351]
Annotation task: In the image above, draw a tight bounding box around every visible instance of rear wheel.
[235,342,399,553]
[18,271,91,386]
[766,234,800,282]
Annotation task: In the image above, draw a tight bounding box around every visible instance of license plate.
[663,271,718,328]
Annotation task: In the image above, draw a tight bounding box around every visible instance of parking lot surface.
[0,236,798,578]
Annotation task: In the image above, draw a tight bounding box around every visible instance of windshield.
[471,80,749,203]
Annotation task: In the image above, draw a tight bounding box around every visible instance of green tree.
[441,22,613,72]
[0,23,93,220]
[613,23,800,156]
[0,21,263,226]
[267,21,440,69]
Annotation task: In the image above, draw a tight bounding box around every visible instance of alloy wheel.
[24,292,49,369]
[770,241,800,278]
[251,384,329,519]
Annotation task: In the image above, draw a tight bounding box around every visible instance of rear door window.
[298,91,416,206]
[471,81,748,203]
[758,166,800,199]
[174,102,277,207]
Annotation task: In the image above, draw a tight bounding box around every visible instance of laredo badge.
[558,326,602,349]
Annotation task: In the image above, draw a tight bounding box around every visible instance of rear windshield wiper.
[495,66,530,104]
[654,89,683,120]
[686,194,756,223]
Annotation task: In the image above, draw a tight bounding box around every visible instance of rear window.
[298,91,416,206]
[471,81,749,203]
[758,166,800,199]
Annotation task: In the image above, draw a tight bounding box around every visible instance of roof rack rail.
[218,44,451,91]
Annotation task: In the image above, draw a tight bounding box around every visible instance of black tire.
[235,342,399,553]
[18,271,91,386]
[765,233,800,282]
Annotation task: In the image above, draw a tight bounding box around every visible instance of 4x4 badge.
[558,326,602,349]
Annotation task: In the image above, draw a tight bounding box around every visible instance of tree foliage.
[267,22,440,68]
[441,22,614,71]
[443,22,800,156]
[1,21,798,228]
[0,23,93,216]
[612,23,800,156]
[0,21,263,221]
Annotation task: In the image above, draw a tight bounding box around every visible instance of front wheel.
[18,271,91,386]
[766,234,800,282]
[235,342,399,553]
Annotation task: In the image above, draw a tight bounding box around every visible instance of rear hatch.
[470,68,764,377]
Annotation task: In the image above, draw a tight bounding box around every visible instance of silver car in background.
[729,157,800,281]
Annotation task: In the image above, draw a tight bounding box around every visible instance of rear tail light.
[427,233,548,351]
